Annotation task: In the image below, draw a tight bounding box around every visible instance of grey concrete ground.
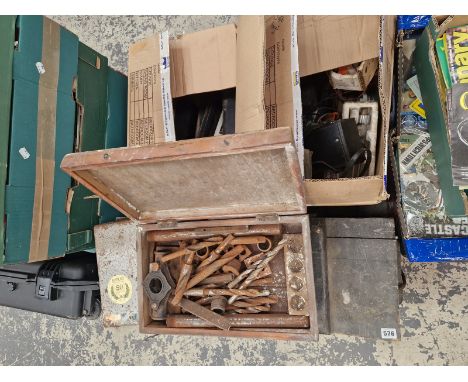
[0,259,466,365]
[0,16,467,366]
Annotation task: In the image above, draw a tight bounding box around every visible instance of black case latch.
[35,263,59,300]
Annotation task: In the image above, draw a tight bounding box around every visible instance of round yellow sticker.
[107,275,132,305]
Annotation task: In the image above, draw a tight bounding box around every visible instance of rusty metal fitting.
[222,259,242,276]
[210,296,227,314]
[256,237,272,252]
[195,246,210,261]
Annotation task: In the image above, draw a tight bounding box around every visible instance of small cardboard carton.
[236,16,396,207]
[127,32,175,146]
[127,24,237,146]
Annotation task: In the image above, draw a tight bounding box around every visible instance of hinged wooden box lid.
[61,127,306,223]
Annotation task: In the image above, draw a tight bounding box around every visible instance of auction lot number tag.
[381,328,397,340]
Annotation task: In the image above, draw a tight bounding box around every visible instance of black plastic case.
[0,253,100,319]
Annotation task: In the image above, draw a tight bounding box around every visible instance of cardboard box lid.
[297,16,381,77]
[61,127,306,223]
[170,24,236,98]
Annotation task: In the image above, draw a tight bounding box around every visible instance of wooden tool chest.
[61,127,318,340]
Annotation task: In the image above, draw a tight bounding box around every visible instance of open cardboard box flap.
[297,16,381,77]
[61,127,306,223]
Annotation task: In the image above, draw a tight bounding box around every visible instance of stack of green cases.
[1,16,127,264]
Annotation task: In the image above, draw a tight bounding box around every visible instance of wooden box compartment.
[61,127,318,340]
[139,216,317,340]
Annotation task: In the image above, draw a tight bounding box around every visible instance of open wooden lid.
[61,127,306,223]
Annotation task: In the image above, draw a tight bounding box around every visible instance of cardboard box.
[236,16,396,207]
[61,127,319,341]
[3,16,127,264]
[170,24,236,98]
[414,16,468,216]
[4,16,79,264]
[67,44,128,253]
[297,16,381,78]
[127,24,237,146]
[127,31,175,146]
[393,21,468,262]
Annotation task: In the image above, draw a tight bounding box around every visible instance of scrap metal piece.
[172,252,195,306]
[195,246,210,261]
[149,262,160,272]
[256,237,272,252]
[166,314,309,329]
[178,298,231,330]
[243,252,267,269]
[144,269,174,321]
[283,234,309,316]
[143,270,172,307]
[230,236,269,245]
[210,296,227,314]
[198,273,234,286]
[228,305,271,314]
[146,225,281,242]
[160,241,220,263]
[255,265,272,279]
[184,288,270,298]
[222,258,242,276]
[226,296,278,310]
[186,245,244,289]
[249,277,274,287]
[238,245,252,262]
[228,238,288,304]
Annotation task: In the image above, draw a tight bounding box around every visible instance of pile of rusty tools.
[143,230,302,330]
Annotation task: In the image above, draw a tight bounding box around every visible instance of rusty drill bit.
[183,288,270,298]
[227,305,272,314]
[228,238,288,304]
[171,251,195,306]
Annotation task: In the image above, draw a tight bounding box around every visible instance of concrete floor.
[0,258,466,365]
[0,16,467,366]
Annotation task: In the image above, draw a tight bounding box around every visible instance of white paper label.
[381,328,398,339]
[290,15,304,177]
[19,147,30,160]
[159,30,176,142]
[407,75,422,102]
[35,62,45,74]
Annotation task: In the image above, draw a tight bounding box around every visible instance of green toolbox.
[2,16,127,264]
